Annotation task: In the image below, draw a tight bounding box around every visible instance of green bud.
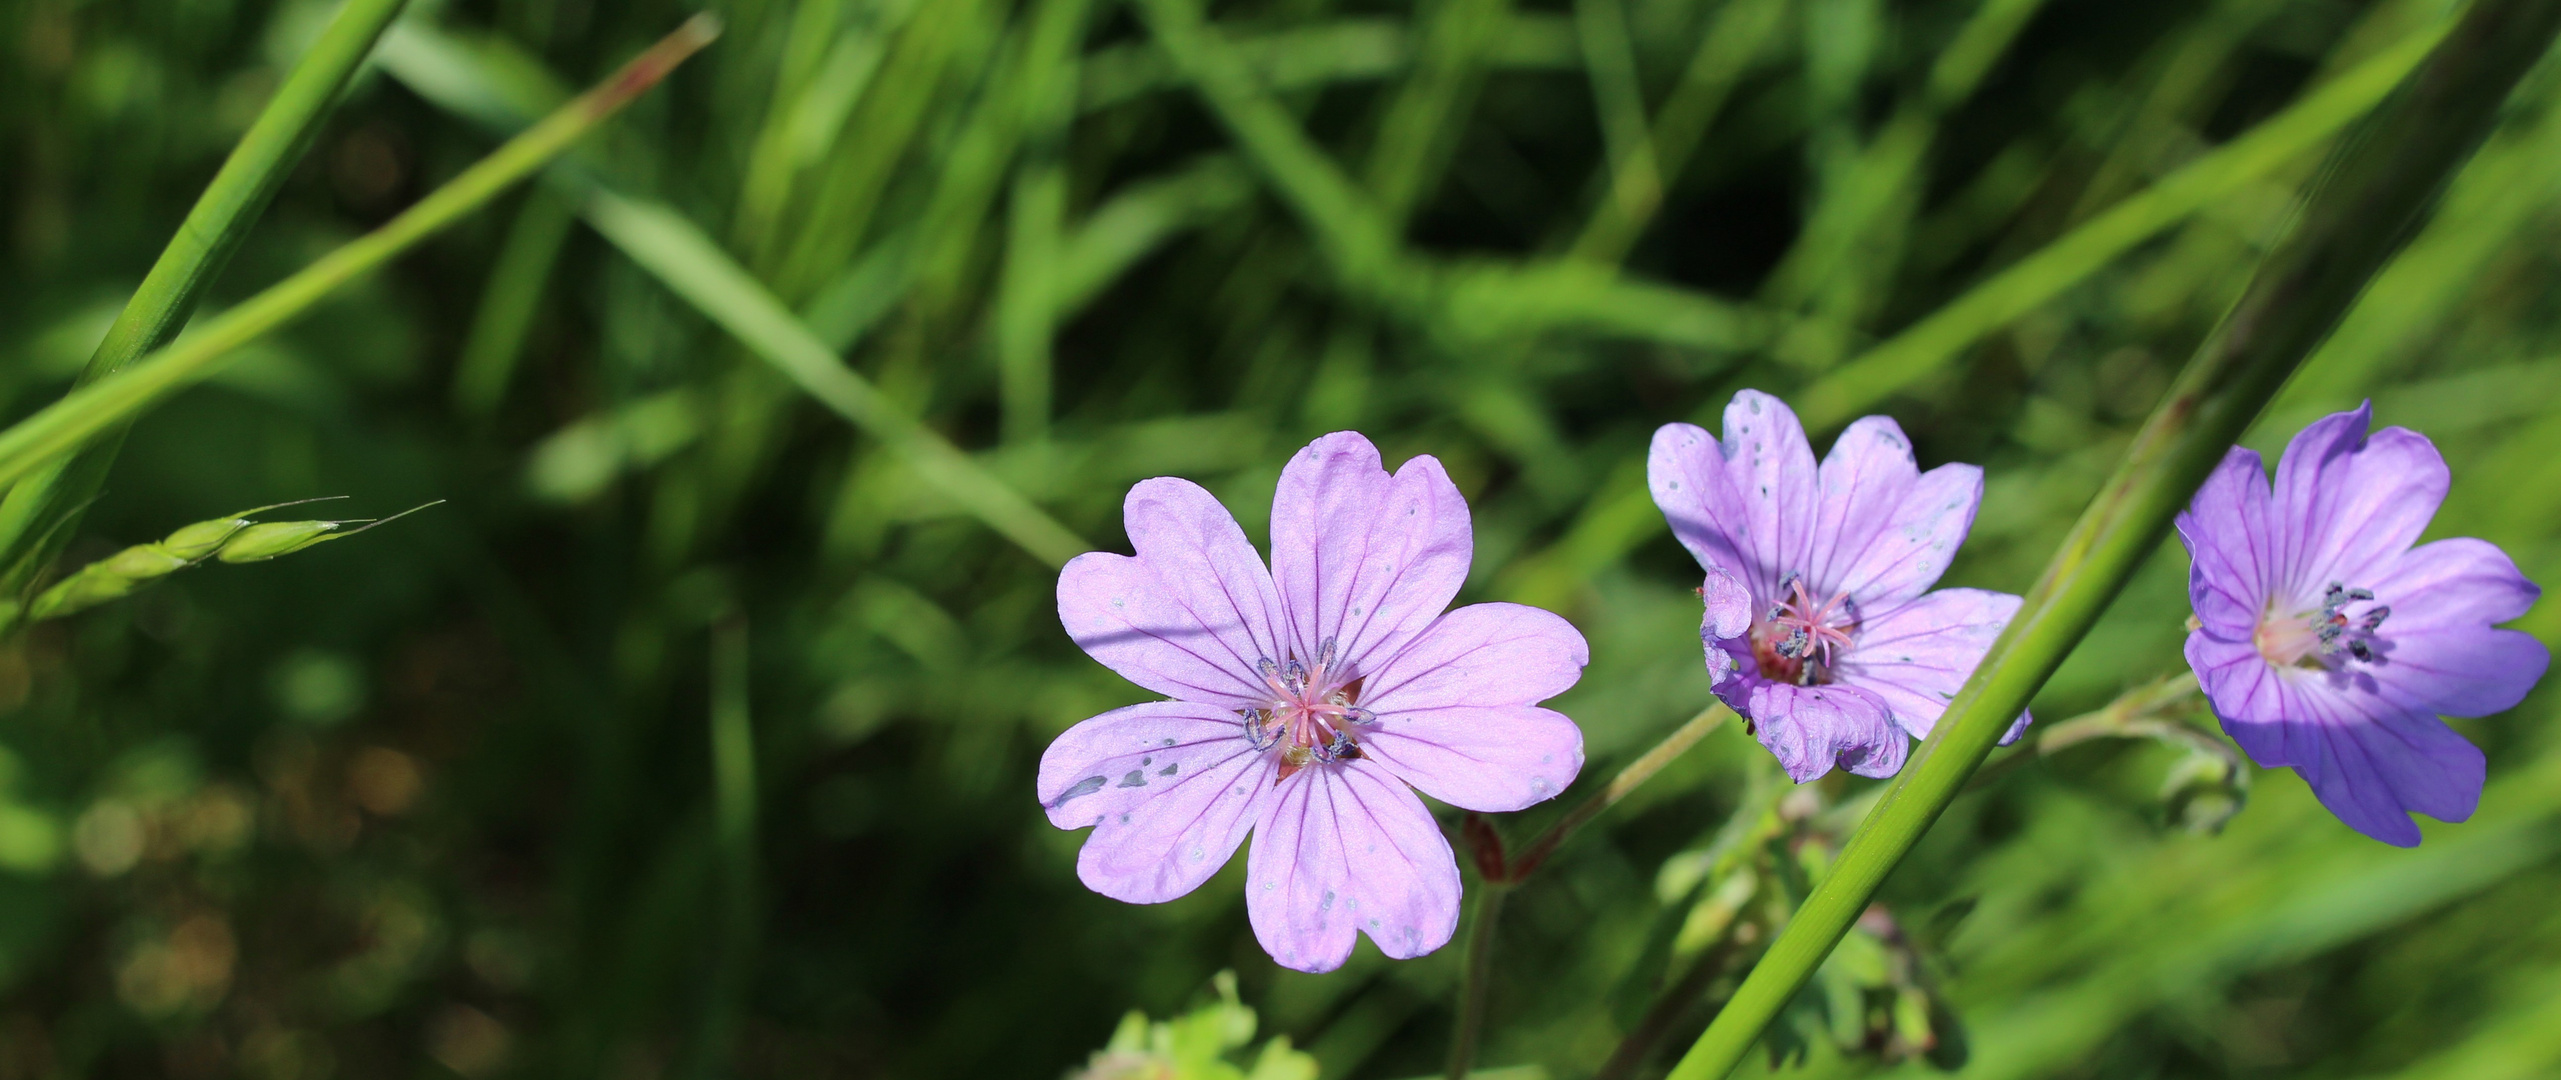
[214,521,344,563]
[101,544,192,580]
[159,517,252,561]
[27,565,143,621]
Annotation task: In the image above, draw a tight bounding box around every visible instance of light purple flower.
[1040,432,1588,973]
[2177,403,2545,847]
[1647,390,2027,783]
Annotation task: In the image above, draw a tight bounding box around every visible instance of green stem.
[1505,704,1729,880]
[1445,884,1508,1080]
[0,0,414,591]
[1592,937,1746,1080]
[1662,4,2561,1078]
[0,17,721,499]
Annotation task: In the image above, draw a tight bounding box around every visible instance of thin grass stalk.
[0,17,721,501]
[686,615,758,1079]
[0,0,414,591]
[1661,4,2561,1076]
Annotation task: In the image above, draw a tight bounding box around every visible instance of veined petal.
[1361,603,1590,713]
[1058,478,1289,706]
[2177,446,2277,640]
[1246,765,1461,973]
[1741,679,1904,782]
[1834,588,2021,740]
[1700,563,1754,687]
[1360,705,1583,813]
[2366,537,2547,717]
[1355,601,1589,812]
[1269,432,1473,677]
[1050,703,1280,903]
[1802,416,1919,596]
[2270,673,2481,848]
[1650,422,1751,584]
[1718,390,1821,588]
[2188,630,2318,768]
[2269,407,2448,600]
[1829,463,1982,608]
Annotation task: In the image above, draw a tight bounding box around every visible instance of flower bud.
[158,517,251,561]
[101,544,192,580]
[214,521,343,563]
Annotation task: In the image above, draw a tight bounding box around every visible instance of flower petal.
[1718,390,1821,587]
[1047,702,1280,903]
[1269,432,1474,677]
[1732,679,1905,782]
[2258,671,2481,848]
[1830,463,1982,608]
[1058,478,1289,707]
[2189,631,2485,846]
[1834,588,2022,740]
[1246,765,1462,972]
[1646,392,1820,591]
[1650,422,1750,580]
[2361,537,2548,718]
[2188,630,2318,768]
[2177,446,2277,639]
[1359,706,1584,813]
[2269,405,2448,602]
[1701,563,1754,687]
[1802,416,1918,596]
[1361,603,1591,713]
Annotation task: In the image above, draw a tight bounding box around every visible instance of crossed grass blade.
[0,17,720,500]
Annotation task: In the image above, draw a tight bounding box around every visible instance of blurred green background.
[3,0,2560,1077]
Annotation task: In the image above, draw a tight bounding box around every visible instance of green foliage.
[3,0,2561,1078]
[1072,972,1323,1080]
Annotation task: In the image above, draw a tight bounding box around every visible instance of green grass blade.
[1790,22,2445,428]
[579,190,1091,568]
[0,19,720,501]
[1662,4,2561,1076]
[0,0,413,588]
[453,186,579,420]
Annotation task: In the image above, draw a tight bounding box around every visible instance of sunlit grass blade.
[0,0,413,591]
[1662,4,2561,1077]
[0,17,720,501]
[579,191,1092,568]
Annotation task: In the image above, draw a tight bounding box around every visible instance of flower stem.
[0,16,721,497]
[1445,884,1508,1080]
[1661,4,2561,1078]
[1506,704,1730,880]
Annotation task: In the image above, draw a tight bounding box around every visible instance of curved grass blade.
[1661,4,2561,1077]
[0,18,721,502]
[0,0,414,592]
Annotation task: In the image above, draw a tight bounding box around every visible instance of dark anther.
[2363,605,2391,630]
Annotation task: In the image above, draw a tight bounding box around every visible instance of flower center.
[1750,572,1858,686]
[1239,639,1376,781]
[2256,580,2390,668]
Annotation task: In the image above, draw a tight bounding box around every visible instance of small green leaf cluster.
[1068,972,1317,1080]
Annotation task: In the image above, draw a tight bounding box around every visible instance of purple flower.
[1040,432,1588,973]
[2177,404,2546,847]
[1647,391,2026,783]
